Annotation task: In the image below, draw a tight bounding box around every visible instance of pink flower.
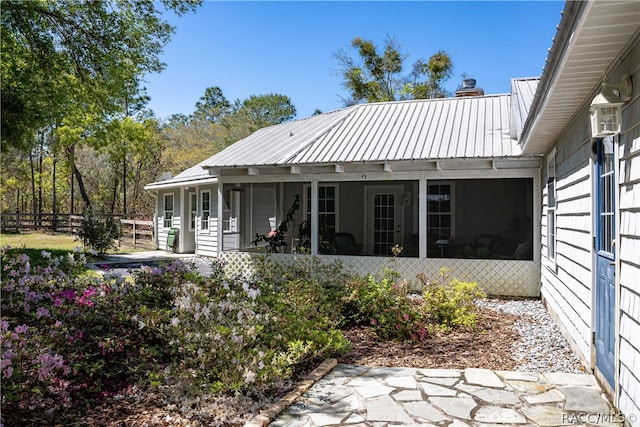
[3,366,13,378]
[14,324,28,334]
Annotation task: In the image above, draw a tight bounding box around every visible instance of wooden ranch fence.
[118,219,154,250]
[1,213,155,250]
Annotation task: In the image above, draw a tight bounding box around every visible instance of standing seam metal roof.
[149,80,538,188]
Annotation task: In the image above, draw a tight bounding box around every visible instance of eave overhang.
[519,1,640,155]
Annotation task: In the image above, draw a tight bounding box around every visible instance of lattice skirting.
[219,252,540,297]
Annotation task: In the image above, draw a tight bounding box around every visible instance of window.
[163,194,174,228]
[597,138,615,255]
[547,151,557,262]
[223,188,241,232]
[427,182,453,241]
[189,193,197,231]
[201,191,210,231]
[304,184,338,237]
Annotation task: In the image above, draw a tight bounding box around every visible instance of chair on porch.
[332,232,362,255]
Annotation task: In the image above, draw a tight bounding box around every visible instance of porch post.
[217,182,224,256]
[419,177,427,258]
[310,180,319,255]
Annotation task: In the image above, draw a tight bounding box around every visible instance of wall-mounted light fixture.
[590,74,632,138]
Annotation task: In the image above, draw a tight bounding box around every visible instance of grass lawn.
[0,232,85,266]
[0,232,145,267]
[0,231,81,252]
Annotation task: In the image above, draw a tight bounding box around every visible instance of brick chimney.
[455,78,484,97]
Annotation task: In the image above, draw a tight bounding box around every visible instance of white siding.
[542,37,640,421]
[195,184,219,257]
[540,118,594,365]
[196,220,218,257]
[617,56,640,421]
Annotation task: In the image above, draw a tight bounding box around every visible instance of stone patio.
[267,364,619,427]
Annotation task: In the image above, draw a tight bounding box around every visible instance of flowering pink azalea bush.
[1,247,176,421]
[1,250,352,424]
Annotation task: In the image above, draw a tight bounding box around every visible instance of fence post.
[133,220,137,248]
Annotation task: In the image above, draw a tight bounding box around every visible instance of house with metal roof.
[146,76,542,297]
[146,0,640,419]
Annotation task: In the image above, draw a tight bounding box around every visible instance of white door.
[366,186,404,256]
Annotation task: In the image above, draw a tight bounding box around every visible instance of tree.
[194,86,231,123]
[158,90,297,177]
[232,93,296,129]
[2,0,201,214]
[1,0,202,151]
[334,36,453,104]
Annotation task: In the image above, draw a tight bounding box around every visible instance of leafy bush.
[345,268,428,340]
[418,267,486,331]
[345,265,486,340]
[76,207,119,254]
[163,279,272,393]
[1,249,358,423]
[0,247,172,417]
[1,245,487,425]
[252,256,352,374]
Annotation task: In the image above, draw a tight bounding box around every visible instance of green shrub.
[0,248,173,417]
[252,256,352,374]
[76,207,119,254]
[418,267,486,331]
[345,268,428,341]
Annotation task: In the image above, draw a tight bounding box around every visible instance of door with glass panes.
[366,186,403,256]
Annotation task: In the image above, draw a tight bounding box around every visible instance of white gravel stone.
[476,298,586,373]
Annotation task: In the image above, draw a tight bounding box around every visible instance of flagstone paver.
[464,368,505,388]
[263,363,618,427]
[430,396,477,420]
[420,381,458,396]
[560,386,612,413]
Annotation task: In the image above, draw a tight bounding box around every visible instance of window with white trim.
[163,194,174,228]
[303,184,338,237]
[189,193,197,231]
[427,182,454,241]
[547,152,556,262]
[201,191,210,231]
[223,188,241,232]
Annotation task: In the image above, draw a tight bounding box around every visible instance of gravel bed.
[477,298,587,373]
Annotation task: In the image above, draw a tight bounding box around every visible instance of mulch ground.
[4,307,521,427]
[340,306,520,370]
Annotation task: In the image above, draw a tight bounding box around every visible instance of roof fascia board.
[144,177,218,191]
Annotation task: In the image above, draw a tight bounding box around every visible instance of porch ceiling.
[520,1,640,155]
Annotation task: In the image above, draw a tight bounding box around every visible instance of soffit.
[521,1,640,155]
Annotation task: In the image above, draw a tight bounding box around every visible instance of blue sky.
[145,1,565,121]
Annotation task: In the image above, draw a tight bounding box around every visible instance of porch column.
[310,180,319,256]
[217,183,224,255]
[419,177,427,258]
